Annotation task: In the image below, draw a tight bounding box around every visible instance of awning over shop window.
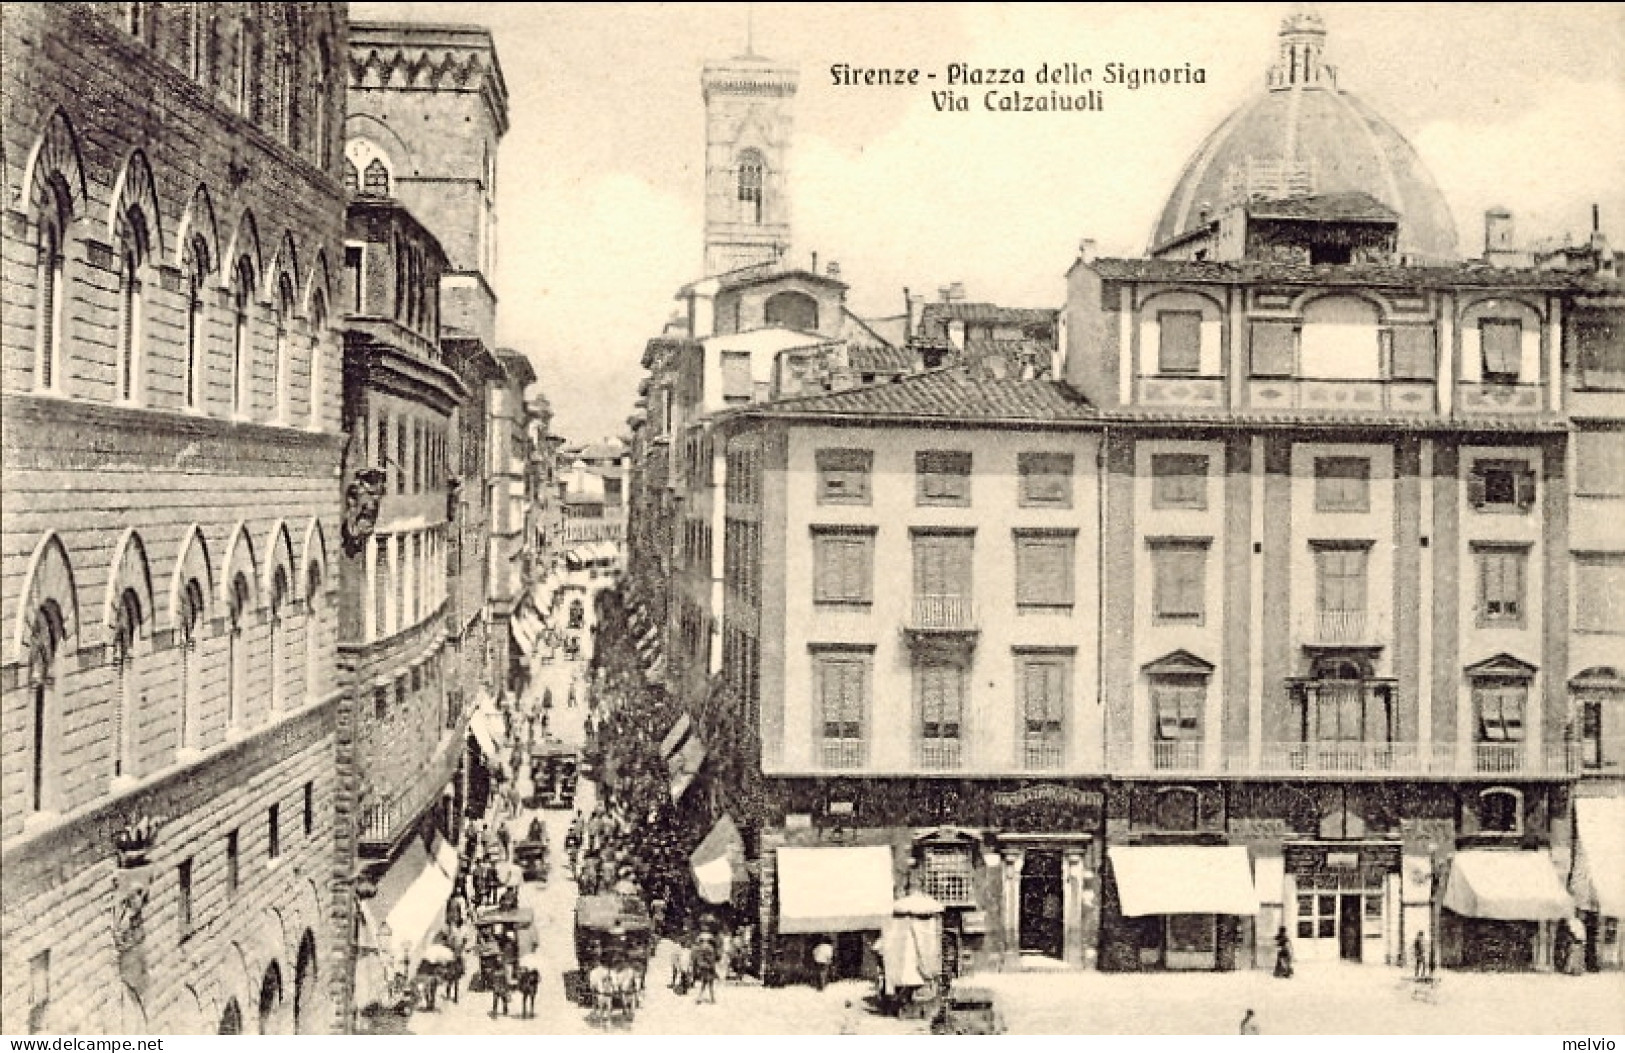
[468,699,506,772]
[667,732,707,803]
[661,714,693,761]
[1108,846,1260,917]
[691,814,746,905]
[777,845,895,934]
[1444,850,1574,921]
[510,604,544,658]
[368,838,455,967]
[1573,798,1625,917]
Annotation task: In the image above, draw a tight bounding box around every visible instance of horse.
[487,962,514,1017]
[516,966,540,1018]
[440,953,465,1005]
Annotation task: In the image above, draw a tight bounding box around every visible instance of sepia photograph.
[0,0,1622,1039]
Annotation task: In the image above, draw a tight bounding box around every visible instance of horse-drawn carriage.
[571,894,654,1026]
[470,906,540,1015]
[514,817,551,883]
[530,737,579,810]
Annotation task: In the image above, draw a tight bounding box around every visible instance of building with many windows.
[705,9,1623,983]
[1,3,347,1033]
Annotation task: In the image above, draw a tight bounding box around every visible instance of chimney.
[810,251,818,274]
[827,260,840,279]
[905,288,924,339]
[1078,238,1097,264]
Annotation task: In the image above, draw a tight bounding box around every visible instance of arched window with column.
[115,210,150,404]
[176,577,205,752]
[34,184,69,393]
[231,256,255,417]
[184,235,212,410]
[306,289,327,429]
[274,273,295,423]
[111,588,145,781]
[304,562,323,707]
[227,573,252,730]
[269,566,288,713]
[27,602,67,815]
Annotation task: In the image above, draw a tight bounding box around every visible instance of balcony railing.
[1296,609,1390,647]
[918,739,962,770]
[1216,741,1578,777]
[1023,737,1064,771]
[1152,740,1205,771]
[821,738,864,770]
[358,729,465,855]
[906,595,978,634]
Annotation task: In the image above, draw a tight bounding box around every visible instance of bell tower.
[702,47,797,277]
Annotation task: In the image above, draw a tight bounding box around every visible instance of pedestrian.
[671,936,693,994]
[1273,925,1294,979]
[692,934,719,1004]
[1412,930,1430,980]
[1240,1008,1261,1035]
[812,937,835,990]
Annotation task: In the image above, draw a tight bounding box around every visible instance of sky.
[350,2,1625,442]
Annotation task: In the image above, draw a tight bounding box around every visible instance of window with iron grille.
[922,846,976,906]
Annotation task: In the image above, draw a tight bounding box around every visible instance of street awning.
[667,732,707,803]
[1444,850,1574,921]
[1572,797,1625,917]
[1108,846,1260,917]
[467,699,506,772]
[370,838,454,965]
[510,605,544,658]
[691,814,746,905]
[661,714,693,761]
[777,845,895,934]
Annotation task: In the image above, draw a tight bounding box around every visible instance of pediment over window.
[914,825,981,848]
[1570,666,1625,691]
[1465,653,1537,678]
[1142,649,1215,677]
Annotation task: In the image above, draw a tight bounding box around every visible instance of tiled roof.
[1090,257,1588,289]
[920,302,1057,326]
[758,368,1096,422]
[848,344,914,373]
[962,337,1053,379]
[1245,192,1399,223]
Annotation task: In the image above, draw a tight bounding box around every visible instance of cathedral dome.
[1150,9,1459,261]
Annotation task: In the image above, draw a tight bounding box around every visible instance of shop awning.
[1444,850,1574,921]
[667,732,707,803]
[510,605,544,658]
[661,714,693,761]
[691,814,746,905]
[777,846,895,934]
[1108,846,1260,917]
[369,838,455,965]
[1572,797,1625,917]
[467,699,506,772]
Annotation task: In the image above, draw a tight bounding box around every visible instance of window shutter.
[1481,320,1521,377]
[1250,321,1297,377]
[1390,326,1437,380]
[1466,468,1487,508]
[1515,468,1537,510]
[1158,311,1202,374]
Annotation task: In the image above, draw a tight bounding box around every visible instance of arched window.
[274,274,295,423]
[184,236,211,410]
[112,588,144,780]
[342,160,359,195]
[307,291,326,429]
[312,38,332,169]
[227,572,251,729]
[258,962,283,1035]
[219,999,242,1036]
[116,210,149,404]
[737,149,765,224]
[28,603,66,814]
[1477,787,1523,835]
[177,578,204,752]
[34,189,67,392]
[1153,785,1201,831]
[269,565,288,712]
[362,159,389,198]
[763,290,819,333]
[304,562,323,707]
[231,257,254,416]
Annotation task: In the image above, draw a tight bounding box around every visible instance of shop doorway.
[1338,895,1363,960]
[1018,850,1064,958]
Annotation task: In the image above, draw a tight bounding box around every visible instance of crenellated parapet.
[347,23,510,137]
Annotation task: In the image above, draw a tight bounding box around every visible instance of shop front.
[1441,849,1574,970]
[772,844,896,985]
[1283,841,1402,965]
[1104,845,1259,971]
[1570,797,1624,971]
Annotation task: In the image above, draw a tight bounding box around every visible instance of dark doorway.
[1338,894,1363,961]
[1018,850,1064,958]
[835,931,866,979]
